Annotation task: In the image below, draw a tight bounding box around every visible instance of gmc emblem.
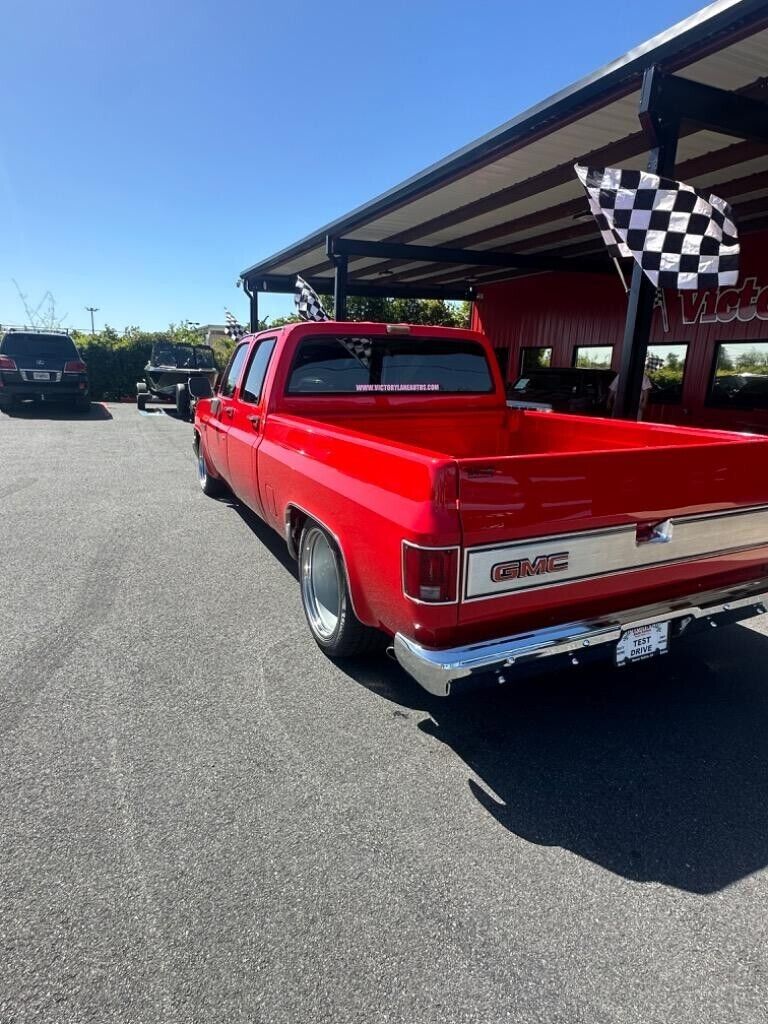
[490,551,569,583]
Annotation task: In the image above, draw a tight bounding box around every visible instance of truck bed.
[307,406,752,458]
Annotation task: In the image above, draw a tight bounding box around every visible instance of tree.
[735,346,768,373]
[665,352,681,371]
[269,295,470,328]
[11,281,68,329]
[716,347,734,372]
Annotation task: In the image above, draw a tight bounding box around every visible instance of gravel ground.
[1,401,768,1024]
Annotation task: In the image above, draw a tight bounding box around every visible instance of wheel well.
[285,506,307,559]
[286,505,371,625]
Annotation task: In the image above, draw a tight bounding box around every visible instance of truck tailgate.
[457,432,768,634]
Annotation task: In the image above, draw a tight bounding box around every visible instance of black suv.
[0,329,90,413]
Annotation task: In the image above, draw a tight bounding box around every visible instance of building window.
[520,347,552,373]
[645,344,688,404]
[708,341,768,409]
[573,345,613,369]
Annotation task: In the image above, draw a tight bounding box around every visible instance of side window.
[240,339,276,404]
[645,343,688,404]
[520,346,552,373]
[708,341,768,409]
[573,345,613,369]
[219,343,249,398]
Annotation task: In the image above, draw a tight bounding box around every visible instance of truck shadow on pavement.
[224,499,300,580]
[346,624,768,894]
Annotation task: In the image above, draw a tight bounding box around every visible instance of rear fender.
[284,503,372,625]
[193,426,224,480]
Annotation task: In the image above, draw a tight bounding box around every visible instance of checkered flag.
[225,309,247,341]
[575,165,739,289]
[295,276,330,322]
[338,335,373,369]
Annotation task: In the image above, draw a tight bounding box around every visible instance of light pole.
[85,306,99,335]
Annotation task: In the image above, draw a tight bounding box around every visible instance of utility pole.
[85,306,99,335]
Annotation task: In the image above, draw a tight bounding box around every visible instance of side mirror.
[188,376,213,399]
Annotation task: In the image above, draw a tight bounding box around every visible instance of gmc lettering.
[490,552,570,583]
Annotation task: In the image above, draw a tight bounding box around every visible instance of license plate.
[616,622,669,666]
[33,371,50,380]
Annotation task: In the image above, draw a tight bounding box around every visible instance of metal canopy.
[241,0,768,307]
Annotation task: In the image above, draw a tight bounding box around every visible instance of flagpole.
[612,257,629,294]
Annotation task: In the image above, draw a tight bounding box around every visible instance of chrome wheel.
[197,450,208,489]
[195,441,225,497]
[301,527,341,640]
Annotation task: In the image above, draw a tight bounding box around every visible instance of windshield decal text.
[355,383,440,392]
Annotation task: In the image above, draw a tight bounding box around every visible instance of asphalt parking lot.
[2,401,768,1023]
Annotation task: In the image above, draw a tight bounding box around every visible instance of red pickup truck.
[191,321,768,696]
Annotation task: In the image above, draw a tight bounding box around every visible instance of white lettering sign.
[679,277,768,326]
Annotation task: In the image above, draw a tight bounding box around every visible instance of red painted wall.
[472,229,768,432]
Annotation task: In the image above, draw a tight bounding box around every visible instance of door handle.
[247,415,261,431]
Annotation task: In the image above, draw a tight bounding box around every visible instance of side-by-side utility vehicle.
[189,322,768,696]
[138,341,218,420]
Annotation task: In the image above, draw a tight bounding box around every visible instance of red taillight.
[0,355,17,371]
[403,543,459,603]
[64,360,87,373]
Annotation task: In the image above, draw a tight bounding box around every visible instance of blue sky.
[1,0,705,332]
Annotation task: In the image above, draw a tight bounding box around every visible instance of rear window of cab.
[286,336,494,395]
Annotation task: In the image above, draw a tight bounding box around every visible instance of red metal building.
[473,227,768,432]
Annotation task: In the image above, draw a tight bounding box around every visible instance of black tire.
[137,392,148,411]
[74,396,90,413]
[176,384,191,421]
[195,437,226,497]
[298,523,380,658]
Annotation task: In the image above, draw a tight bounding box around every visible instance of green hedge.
[76,339,154,401]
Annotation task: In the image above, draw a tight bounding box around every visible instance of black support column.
[242,280,260,332]
[614,66,679,419]
[249,289,259,333]
[333,254,348,321]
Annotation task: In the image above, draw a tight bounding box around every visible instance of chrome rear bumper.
[393,580,768,696]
